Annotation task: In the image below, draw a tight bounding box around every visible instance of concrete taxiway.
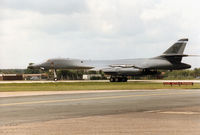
[1,89,200,135]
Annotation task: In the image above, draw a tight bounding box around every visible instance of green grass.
[0,82,200,92]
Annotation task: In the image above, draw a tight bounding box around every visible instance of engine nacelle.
[103,68,161,76]
[103,67,142,76]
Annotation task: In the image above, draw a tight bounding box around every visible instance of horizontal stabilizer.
[161,54,200,57]
[161,54,189,57]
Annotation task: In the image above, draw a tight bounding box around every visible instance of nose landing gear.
[53,69,57,81]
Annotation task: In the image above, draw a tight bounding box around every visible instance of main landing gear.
[109,76,128,82]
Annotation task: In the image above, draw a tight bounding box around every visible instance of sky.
[0,0,200,69]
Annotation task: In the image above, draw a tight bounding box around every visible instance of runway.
[1,89,200,134]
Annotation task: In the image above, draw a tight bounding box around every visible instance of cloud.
[0,0,200,68]
[0,0,88,14]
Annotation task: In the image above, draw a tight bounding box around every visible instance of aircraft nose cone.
[27,63,40,69]
[27,65,33,69]
[27,63,35,69]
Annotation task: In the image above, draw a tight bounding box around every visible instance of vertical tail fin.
[163,38,188,55]
[161,38,189,63]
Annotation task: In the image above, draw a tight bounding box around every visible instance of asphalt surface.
[1,89,200,127]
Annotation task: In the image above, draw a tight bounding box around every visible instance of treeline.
[163,68,200,79]
[0,68,200,80]
[0,69,26,74]
[0,69,105,80]
[138,68,200,80]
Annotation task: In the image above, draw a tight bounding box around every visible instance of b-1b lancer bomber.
[28,38,191,82]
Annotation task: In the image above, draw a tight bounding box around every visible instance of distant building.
[0,74,23,80]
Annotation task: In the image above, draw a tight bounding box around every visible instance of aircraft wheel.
[110,77,127,82]
[122,77,127,82]
[124,77,128,82]
[122,77,126,82]
[115,77,119,82]
[110,77,115,82]
[117,77,122,82]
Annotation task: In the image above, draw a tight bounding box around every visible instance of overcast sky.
[0,0,200,69]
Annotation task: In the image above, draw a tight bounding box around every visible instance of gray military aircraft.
[28,38,191,82]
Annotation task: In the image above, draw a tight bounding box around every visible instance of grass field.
[0,82,200,92]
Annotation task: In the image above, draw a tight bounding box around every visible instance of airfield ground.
[0,81,200,135]
[1,89,200,135]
